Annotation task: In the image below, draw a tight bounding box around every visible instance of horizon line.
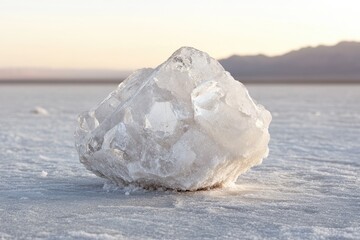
[1,78,360,85]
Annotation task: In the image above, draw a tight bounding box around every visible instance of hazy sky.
[1,0,359,70]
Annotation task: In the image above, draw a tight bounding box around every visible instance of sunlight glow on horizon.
[1,0,360,70]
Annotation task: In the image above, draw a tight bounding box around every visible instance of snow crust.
[75,47,271,190]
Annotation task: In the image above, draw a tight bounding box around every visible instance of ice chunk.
[31,106,49,115]
[75,47,271,191]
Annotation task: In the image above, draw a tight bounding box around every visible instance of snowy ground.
[0,84,359,239]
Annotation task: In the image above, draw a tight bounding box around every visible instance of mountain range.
[219,41,360,83]
[1,41,359,83]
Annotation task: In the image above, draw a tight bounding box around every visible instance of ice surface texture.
[75,47,271,191]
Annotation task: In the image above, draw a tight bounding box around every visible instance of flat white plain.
[0,84,359,239]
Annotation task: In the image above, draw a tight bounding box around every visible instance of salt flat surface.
[0,84,359,239]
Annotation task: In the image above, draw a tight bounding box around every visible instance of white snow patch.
[40,170,48,178]
[39,155,51,161]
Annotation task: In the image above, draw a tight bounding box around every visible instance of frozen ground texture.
[0,84,359,239]
[75,47,271,190]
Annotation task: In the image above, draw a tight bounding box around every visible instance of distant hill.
[219,41,360,83]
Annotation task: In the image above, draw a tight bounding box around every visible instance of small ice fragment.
[40,170,48,178]
[125,192,130,196]
[31,106,49,115]
[39,155,50,160]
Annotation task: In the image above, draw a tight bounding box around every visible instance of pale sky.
[0,0,359,70]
